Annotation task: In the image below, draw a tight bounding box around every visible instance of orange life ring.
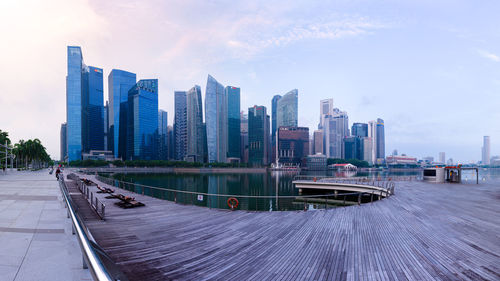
[227,197,239,210]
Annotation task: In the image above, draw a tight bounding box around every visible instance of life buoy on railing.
[227,197,239,210]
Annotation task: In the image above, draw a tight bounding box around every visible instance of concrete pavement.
[0,170,92,281]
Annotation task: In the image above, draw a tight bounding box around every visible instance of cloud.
[478,49,500,62]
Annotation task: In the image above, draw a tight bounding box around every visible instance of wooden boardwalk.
[70,174,500,281]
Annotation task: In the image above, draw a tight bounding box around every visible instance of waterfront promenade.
[75,173,500,280]
[0,170,91,281]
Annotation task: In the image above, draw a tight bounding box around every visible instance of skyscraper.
[277,127,309,166]
[126,79,159,160]
[368,120,377,164]
[352,123,368,138]
[276,89,298,128]
[167,125,174,160]
[248,106,269,166]
[60,123,67,162]
[363,137,373,164]
[271,95,282,162]
[82,66,104,153]
[226,86,241,160]
[186,86,205,162]
[240,112,249,163]
[158,110,168,160]
[376,118,385,162]
[319,99,334,129]
[205,75,227,163]
[66,46,84,162]
[313,130,324,154]
[482,136,491,165]
[323,109,349,159]
[344,136,363,160]
[103,101,108,151]
[108,69,137,158]
[439,152,446,164]
[174,91,187,160]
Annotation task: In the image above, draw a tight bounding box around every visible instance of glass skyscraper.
[205,75,227,163]
[248,105,269,166]
[108,69,137,159]
[158,110,168,160]
[82,66,104,153]
[66,46,83,162]
[276,89,298,128]
[174,91,187,160]
[376,118,385,161]
[271,95,281,162]
[126,79,159,160]
[60,123,67,162]
[352,123,368,138]
[226,86,241,160]
[186,86,205,162]
[324,109,349,159]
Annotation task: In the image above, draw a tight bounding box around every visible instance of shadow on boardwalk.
[75,174,500,281]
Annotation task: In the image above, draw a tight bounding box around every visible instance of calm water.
[104,168,497,211]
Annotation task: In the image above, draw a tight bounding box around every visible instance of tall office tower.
[240,112,249,163]
[66,46,84,162]
[186,86,205,162]
[271,95,282,162]
[125,79,159,160]
[167,125,174,160]
[313,130,324,154]
[363,137,373,164]
[309,137,314,155]
[248,106,269,166]
[323,109,349,159]
[174,91,187,160]
[226,86,241,160]
[368,120,377,163]
[276,89,298,128]
[266,114,271,164]
[205,75,227,163]
[439,152,446,164]
[60,123,67,162]
[108,69,137,158]
[277,127,309,166]
[81,66,104,153]
[158,110,168,160]
[482,136,491,165]
[319,99,334,129]
[103,101,108,151]
[344,136,363,160]
[376,118,385,162]
[352,123,368,138]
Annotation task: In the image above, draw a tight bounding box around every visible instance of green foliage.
[11,137,51,169]
[0,129,11,146]
[327,158,370,168]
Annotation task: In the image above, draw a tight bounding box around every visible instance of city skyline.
[1,0,499,162]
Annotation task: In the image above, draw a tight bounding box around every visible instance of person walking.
[55,167,61,180]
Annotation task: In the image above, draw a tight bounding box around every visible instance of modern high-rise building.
[319,99,334,129]
[482,136,491,165]
[277,127,309,166]
[344,136,363,160]
[174,91,187,160]
[108,69,137,158]
[376,118,385,162]
[82,66,104,153]
[186,86,205,162]
[439,152,446,164]
[205,75,227,163]
[103,101,108,151]
[158,110,168,160]
[167,125,174,160]
[240,112,249,163]
[248,106,269,166]
[66,46,84,162]
[271,95,282,162]
[60,123,67,162]
[313,130,324,154]
[352,123,368,138]
[226,86,241,160]
[126,79,159,160]
[276,89,298,128]
[363,137,373,164]
[323,109,349,159]
[368,120,377,163]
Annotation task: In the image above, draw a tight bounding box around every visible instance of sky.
[0,0,499,163]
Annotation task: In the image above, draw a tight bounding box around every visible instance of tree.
[0,129,11,146]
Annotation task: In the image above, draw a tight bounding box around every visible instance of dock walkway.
[76,173,499,280]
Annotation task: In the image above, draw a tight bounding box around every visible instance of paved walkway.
[0,170,91,281]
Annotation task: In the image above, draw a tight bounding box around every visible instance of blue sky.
[0,0,499,162]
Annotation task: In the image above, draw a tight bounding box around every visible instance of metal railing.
[293,176,395,195]
[96,175,393,211]
[58,175,127,281]
[76,179,106,219]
